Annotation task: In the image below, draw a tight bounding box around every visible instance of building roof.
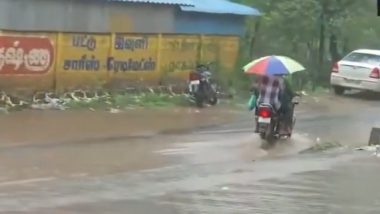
[107,0,260,16]
[180,0,261,16]
[108,0,194,6]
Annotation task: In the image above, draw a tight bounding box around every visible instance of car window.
[343,52,380,65]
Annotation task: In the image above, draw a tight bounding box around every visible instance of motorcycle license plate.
[190,80,200,85]
[258,117,271,124]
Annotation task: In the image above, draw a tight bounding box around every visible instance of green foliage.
[232,0,380,90]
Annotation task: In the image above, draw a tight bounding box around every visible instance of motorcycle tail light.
[258,107,272,118]
[189,72,200,81]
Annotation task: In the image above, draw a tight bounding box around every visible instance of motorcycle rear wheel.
[260,122,277,148]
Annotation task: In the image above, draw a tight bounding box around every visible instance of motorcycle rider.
[250,77,260,98]
[254,75,282,133]
[254,74,295,135]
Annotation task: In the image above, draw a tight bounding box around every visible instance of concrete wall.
[175,12,246,35]
[0,0,243,94]
[0,0,175,33]
[0,31,240,93]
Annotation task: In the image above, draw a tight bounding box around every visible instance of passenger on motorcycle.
[280,76,297,134]
[250,77,260,98]
[254,75,295,134]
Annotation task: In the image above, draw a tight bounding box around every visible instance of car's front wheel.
[333,86,345,95]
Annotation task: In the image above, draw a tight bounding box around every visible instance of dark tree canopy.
[232,0,379,88]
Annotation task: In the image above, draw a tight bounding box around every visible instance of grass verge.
[65,93,192,110]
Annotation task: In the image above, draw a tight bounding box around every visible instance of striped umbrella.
[243,55,305,75]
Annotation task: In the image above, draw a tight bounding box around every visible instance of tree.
[232,0,380,89]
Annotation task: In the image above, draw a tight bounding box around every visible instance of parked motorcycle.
[256,97,300,144]
[187,64,218,108]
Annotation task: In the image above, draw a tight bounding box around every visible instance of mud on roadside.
[0,105,244,148]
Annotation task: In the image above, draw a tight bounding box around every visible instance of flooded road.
[1,93,380,213]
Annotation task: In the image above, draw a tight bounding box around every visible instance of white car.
[330,49,380,95]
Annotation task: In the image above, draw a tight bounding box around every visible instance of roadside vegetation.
[65,93,190,110]
[231,0,377,91]
[0,89,198,113]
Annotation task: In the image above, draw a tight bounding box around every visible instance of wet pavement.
[1,93,380,213]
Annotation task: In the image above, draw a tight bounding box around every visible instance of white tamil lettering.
[3,41,24,70]
[0,45,51,72]
[24,49,51,72]
[14,48,24,70]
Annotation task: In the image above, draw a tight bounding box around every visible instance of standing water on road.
[0,143,378,213]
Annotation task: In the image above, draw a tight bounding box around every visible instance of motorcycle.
[256,97,300,144]
[187,64,218,108]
